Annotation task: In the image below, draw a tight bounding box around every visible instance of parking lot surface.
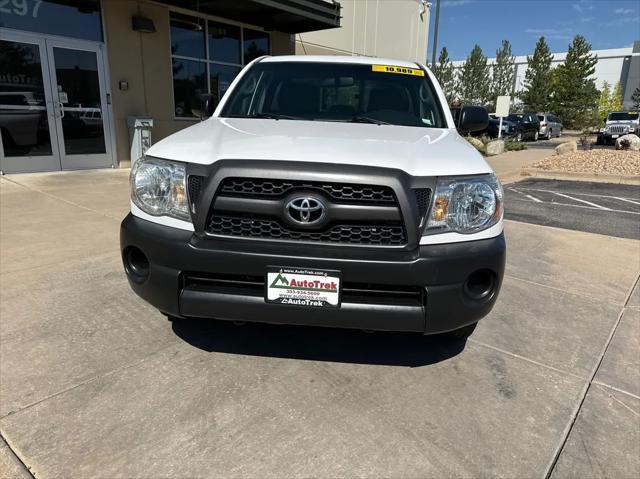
[1,170,639,478]
[505,178,640,239]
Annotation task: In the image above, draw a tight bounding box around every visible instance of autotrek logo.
[270,273,338,292]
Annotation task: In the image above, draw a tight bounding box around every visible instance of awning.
[157,0,341,33]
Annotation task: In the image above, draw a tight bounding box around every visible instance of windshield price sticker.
[372,64,425,76]
[266,267,341,308]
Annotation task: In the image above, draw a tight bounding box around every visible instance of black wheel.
[546,129,552,140]
[596,135,603,145]
[515,132,522,142]
[533,131,539,142]
[442,322,477,340]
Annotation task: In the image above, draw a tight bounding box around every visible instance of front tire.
[533,131,539,141]
[546,129,552,140]
[516,132,522,142]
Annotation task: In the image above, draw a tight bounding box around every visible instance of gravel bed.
[532,149,640,176]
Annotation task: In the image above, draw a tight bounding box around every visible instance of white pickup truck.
[120,55,505,339]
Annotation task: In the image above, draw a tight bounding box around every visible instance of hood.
[146,118,493,177]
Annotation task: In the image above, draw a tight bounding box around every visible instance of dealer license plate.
[266,267,341,308]
[612,134,619,139]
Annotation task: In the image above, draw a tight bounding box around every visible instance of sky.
[430,0,640,61]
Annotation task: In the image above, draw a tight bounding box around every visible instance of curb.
[516,168,640,185]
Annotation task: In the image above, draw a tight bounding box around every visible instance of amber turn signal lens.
[433,197,448,221]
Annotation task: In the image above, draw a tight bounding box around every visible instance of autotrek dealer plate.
[266,267,341,308]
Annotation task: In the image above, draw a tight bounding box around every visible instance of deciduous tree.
[610,82,623,112]
[597,81,612,122]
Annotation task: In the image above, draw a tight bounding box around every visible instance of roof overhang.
[156,0,341,33]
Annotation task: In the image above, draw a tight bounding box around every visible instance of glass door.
[0,34,61,172]
[45,39,113,170]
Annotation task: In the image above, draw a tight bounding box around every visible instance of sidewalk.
[487,147,553,183]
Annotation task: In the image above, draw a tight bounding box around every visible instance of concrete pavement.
[1,170,639,478]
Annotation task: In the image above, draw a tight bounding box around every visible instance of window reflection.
[244,29,270,64]
[0,0,102,42]
[0,40,52,157]
[53,47,106,155]
[210,64,240,106]
[170,12,205,59]
[208,20,240,64]
[172,59,207,118]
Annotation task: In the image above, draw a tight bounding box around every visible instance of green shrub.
[505,140,527,151]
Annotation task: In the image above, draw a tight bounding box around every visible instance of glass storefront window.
[169,12,205,59]
[0,39,53,157]
[172,59,207,118]
[243,29,270,64]
[169,12,269,118]
[0,0,103,42]
[210,64,241,106]
[208,20,240,64]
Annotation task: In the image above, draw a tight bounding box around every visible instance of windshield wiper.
[350,116,390,125]
[249,113,302,120]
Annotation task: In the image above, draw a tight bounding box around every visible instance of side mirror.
[191,94,217,120]
[458,106,489,133]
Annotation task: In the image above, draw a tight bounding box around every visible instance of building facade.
[296,0,430,63]
[0,0,340,173]
[452,42,640,110]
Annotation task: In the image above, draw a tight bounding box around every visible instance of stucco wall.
[296,0,430,63]
[102,0,294,166]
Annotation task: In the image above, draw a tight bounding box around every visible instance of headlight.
[425,174,503,234]
[130,157,190,221]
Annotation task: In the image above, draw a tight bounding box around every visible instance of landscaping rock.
[555,141,578,156]
[486,139,505,156]
[615,134,640,151]
[466,136,484,150]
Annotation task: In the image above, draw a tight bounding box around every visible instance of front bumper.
[121,214,506,334]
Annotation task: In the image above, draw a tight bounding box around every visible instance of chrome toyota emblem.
[286,196,326,225]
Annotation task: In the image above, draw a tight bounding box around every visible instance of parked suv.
[537,113,563,140]
[121,56,505,339]
[597,111,639,145]
[506,112,540,141]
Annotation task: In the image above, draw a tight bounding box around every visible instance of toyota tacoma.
[121,56,505,339]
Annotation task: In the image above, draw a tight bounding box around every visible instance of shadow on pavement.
[172,318,467,367]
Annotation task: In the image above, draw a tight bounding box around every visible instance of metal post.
[431,0,441,67]
[498,116,503,139]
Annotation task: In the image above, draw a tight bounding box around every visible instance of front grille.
[219,177,396,204]
[183,272,423,306]
[608,125,627,134]
[205,176,412,247]
[209,215,406,245]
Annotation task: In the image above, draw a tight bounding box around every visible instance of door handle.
[58,102,65,118]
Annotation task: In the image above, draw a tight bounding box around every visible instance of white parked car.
[121,56,505,339]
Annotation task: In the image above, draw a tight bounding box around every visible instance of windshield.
[607,112,639,121]
[507,114,523,122]
[221,61,446,128]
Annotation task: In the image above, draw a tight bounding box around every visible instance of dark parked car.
[473,115,518,139]
[506,112,540,141]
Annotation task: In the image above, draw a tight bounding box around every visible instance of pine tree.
[520,37,553,113]
[597,81,611,122]
[432,47,457,105]
[610,82,623,112]
[632,87,640,109]
[550,35,599,129]
[491,40,515,110]
[458,45,491,106]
